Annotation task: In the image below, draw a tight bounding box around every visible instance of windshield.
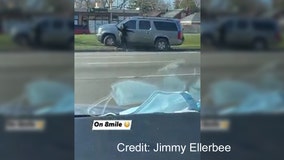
[75,53,200,116]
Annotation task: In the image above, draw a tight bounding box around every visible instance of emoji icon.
[124,121,130,128]
[36,120,45,130]
[220,120,230,129]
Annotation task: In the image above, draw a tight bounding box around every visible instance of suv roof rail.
[130,16,177,21]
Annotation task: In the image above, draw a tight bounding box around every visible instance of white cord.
[102,95,112,115]
[87,93,111,115]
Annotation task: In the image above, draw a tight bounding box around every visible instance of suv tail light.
[275,31,282,41]
[178,31,182,40]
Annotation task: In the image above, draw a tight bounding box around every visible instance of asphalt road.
[75,51,200,105]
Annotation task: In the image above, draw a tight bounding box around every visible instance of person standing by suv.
[117,24,133,51]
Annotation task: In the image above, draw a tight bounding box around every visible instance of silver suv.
[97,17,184,51]
[11,17,74,48]
[202,17,282,50]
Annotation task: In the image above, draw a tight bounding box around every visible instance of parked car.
[10,17,74,48]
[96,16,184,51]
[75,25,90,34]
[202,17,281,50]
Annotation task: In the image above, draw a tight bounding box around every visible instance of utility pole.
[109,0,113,23]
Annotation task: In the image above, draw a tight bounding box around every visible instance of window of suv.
[252,20,276,31]
[125,20,136,29]
[53,20,64,29]
[139,20,151,30]
[154,21,177,31]
[38,20,49,30]
[237,20,248,30]
[222,20,233,30]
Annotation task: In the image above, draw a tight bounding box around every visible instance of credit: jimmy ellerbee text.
[116,142,231,155]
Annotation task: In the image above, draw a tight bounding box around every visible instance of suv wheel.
[104,35,116,46]
[253,39,267,50]
[155,38,170,51]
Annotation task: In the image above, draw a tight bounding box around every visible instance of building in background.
[181,12,200,33]
[162,9,189,19]
[74,8,140,33]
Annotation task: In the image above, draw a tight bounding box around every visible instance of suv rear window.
[139,20,151,30]
[154,21,178,31]
[252,20,276,31]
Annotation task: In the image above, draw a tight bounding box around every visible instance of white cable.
[101,95,112,115]
[87,93,111,115]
